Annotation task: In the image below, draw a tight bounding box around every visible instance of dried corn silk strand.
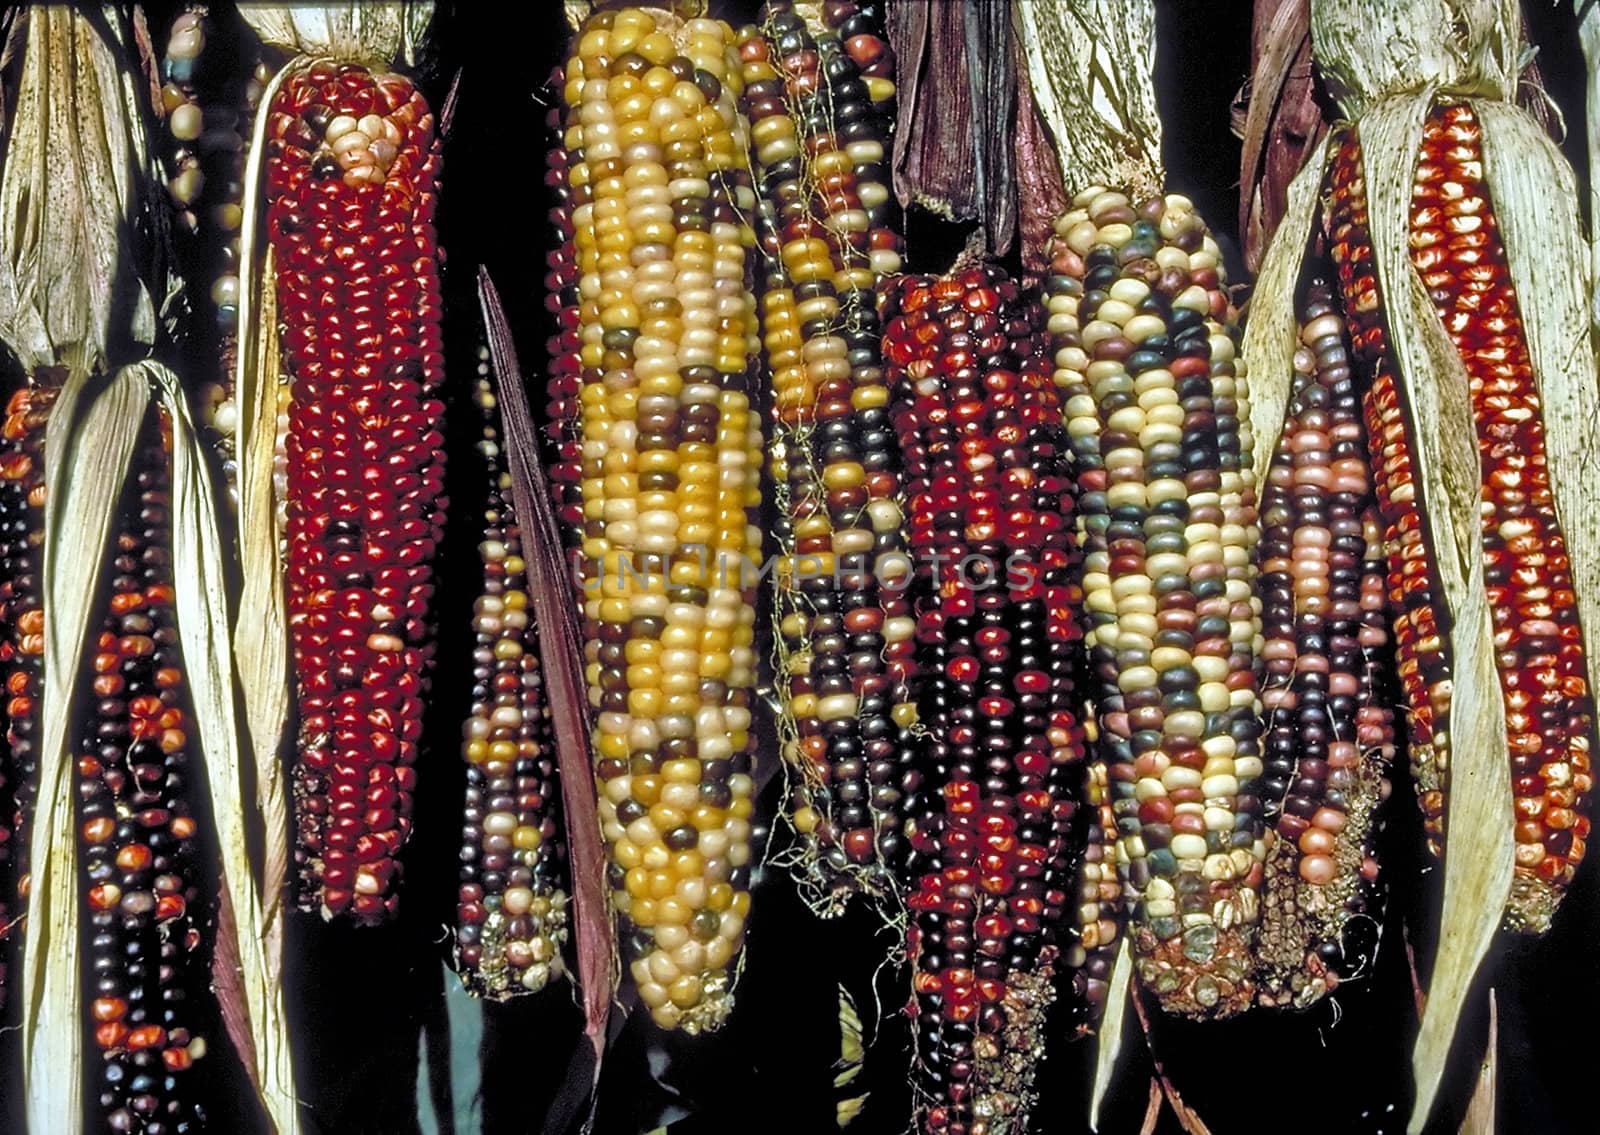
[1255,275,1395,1007]
[266,61,446,923]
[456,352,570,999]
[885,267,1085,1134]
[1047,188,1265,1017]
[564,7,763,1033]
[79,408,211,1133]
[739,5,912,907]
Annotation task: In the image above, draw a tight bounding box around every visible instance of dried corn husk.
[1243,3,1600,1130]
[1234,0,1324,271]
[238,2,433,69]
[1578,1,1600,330]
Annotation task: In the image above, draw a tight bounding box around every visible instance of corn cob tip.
[1503,877,1558,935]
[1132,920,1255,1018]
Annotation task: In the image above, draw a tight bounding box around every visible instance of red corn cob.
[79,410,211,1132]
[0,384,54,1008]
[885,266,1085,1135]
[266,61,446,922]
[1327,103,1595,931]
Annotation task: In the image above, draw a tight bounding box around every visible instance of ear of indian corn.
[738,2,913,908]
[1326,103,1595,932]
[78,407,214,1133]
[159,5,272,500]
[563,7,763,1033]
[885,266,1086,1134]
[1254,274,1396,1007]
[0,383,54,1010]
[543,68,585,543]
[1066,751,1122,1032]
[265,61,446,923]
[1046,187,1266,1018]
[456,350,570,999]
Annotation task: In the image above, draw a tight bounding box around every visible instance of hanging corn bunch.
[558,4,763,1033]
[1020,0,1267,1020]
[454,347,570,999]
[884,265,1086,1135]
[1242,0,1600,1126]
[0,6,297,1133]
[737,0,913,912]
[233,2,443,924]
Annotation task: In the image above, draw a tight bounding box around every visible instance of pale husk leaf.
[1475,98,1600,929]
[24,363,151,1135]
[1350,90,1511,1135]
[1014,0,1163,200]
[239,2,434,68]
[232,61,297,985]
[1458,989,1496,1135]
[1089,935,1132,1132]
[153,367,301,1135]
[1310,0,1520,117]
[1579,2,1600,332]
[0,5,159,380]
[1240,132,1332,480]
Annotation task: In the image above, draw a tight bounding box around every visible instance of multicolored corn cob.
[562,8,763,1033]
[885,266,1085,1134]
[0,384,53,1010]
[1254,275,1395,1007]
[456,351,569,999]
[266,61,446,922]
[1326,104,1596,931]
[159,5,271,496]
[79,409,211,1133]
[1046,188,1266,1017]
[1066,750,1120,1032]
[738,2,912,906]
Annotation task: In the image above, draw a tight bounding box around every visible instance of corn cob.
[1254,275,1395,1007]
[0,384,54,1009]
[1046,188,1265,1018]
[160,6,270,496]
[885,266,1085,1134]
[266,61,446,922]
[457,352,569,999]
[738,4,912,905]
[80,408,211,1133]
[544,77,585,543]
[1326,104,1595,930]
[563,8,763,1033]
[1066,753,1120,1031]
